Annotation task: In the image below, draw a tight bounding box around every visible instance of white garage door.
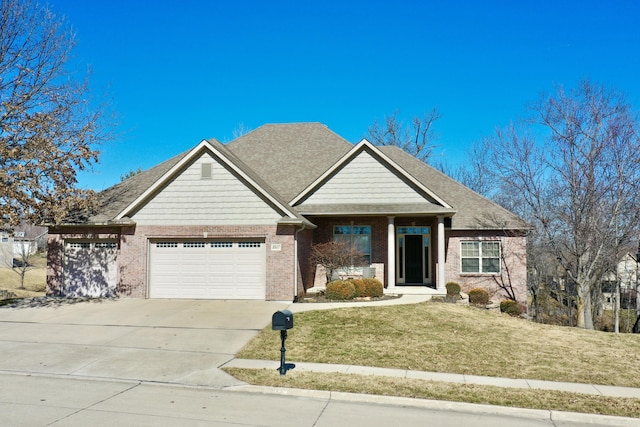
[64,241,118,297]
[148,240,266,299]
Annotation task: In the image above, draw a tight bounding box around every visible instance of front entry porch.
[387,215,447,295]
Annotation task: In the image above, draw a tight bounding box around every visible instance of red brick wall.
[444,230,528,304]
[47,224,297,301]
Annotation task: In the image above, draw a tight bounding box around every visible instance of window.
[333,225,371,263]
[184,242,206,248]
[1,233,8,243]
[461,241,501,273]
[212,242,233,248]
[156,242,178,248]
[95,242,117,249]
[238,242,261,248]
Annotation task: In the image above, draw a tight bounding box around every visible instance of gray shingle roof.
[88,150,190,222]
[378,145,528,230]
[227,123,352,201]
[83,122,526,231]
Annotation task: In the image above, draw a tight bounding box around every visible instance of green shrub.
[350,279,366,297]
[446,282,461,296]
[325,280,356,300]
[500,299,523,316]
[362,278,384,297]
[444,282,461,303]
[468,287,490,305]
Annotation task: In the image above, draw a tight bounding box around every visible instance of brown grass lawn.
[237,302,640,388]
[0,252,46,298]
[231,302,640,417]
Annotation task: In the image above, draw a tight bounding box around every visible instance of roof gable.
[378,145,528,230]
[115,139,302,224]
[292,139,452,209]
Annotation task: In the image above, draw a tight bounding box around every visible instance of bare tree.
[10,239,36,289]
[366,109,440,162]
[309,240,365,284]
[0,0,111,229]
[120,168,142,181]
[232,122,251,139]
[484,80,640,329]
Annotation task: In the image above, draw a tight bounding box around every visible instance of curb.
[225,384,640,426]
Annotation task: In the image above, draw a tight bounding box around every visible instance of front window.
[334,225,371,264]
[461,241,501,273]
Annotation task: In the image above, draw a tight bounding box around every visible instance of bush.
[468,287,490,305]
[325,280,356,300]
[446,282,461,296]
[350,279,366,297]
[362,278,384,297]
[500,299,523,317]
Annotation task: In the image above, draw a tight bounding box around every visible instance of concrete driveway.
[0,298,288,387]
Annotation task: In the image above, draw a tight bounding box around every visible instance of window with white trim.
[460,241,501,273]
[333,225,371,263]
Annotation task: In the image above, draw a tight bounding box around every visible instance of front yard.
[0,252,47,299]
[227,301,640,418]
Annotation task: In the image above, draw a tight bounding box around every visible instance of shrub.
[362,278,384,297]
[325,280,356,300]
[500,299,523,317]
[446,282,461,296]
[350,279,366,297]
[468,287,490,305]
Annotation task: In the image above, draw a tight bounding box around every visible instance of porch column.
[387,216,395,289]
[437,215,446,292]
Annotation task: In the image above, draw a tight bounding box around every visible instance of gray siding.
[131,153,283,225]
[299,150,430,205]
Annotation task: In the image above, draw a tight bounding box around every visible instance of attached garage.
[148,240,266,299]
[64,240,118,297]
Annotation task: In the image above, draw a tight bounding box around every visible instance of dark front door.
[405,235,423,283]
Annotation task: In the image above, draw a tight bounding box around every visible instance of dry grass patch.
[0,252,47,298]
[237,302,640,387]
[225,368,640,418]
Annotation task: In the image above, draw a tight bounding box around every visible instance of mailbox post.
[272,310,294,375]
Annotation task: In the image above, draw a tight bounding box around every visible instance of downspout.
[294,223,306,302]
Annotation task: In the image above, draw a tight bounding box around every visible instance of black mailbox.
[272,309,294,330]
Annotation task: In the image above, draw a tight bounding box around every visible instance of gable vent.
[201,163,212,179]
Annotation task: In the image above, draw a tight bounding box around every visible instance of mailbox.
[272,309,294,330]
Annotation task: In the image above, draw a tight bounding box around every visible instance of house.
[0,231,13,268]
[12,224,48,258]
[47,123,529,301]
[601,252,639,310]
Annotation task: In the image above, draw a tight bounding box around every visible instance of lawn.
[0,252,47,299]
[229,301,640,418]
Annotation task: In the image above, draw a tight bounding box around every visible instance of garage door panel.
[64,241,118,297]
[149,241,266,299]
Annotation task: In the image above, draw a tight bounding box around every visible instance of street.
[0,373,635,427]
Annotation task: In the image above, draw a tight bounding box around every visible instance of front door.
[396,227,431,285]
[405,235,424,283]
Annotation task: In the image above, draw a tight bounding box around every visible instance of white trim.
[290,139,452,209]
[387,216,395,289]
[116,139,299,221]
[437,216,446,291]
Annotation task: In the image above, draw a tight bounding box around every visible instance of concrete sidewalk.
[224,358,640,399]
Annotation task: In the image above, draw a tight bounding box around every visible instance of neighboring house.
[0,231,13,268]
[47,123,529,301]
[602,252,639,309]
[12,225,48,257]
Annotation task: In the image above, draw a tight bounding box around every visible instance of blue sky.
[49,0,640,191]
